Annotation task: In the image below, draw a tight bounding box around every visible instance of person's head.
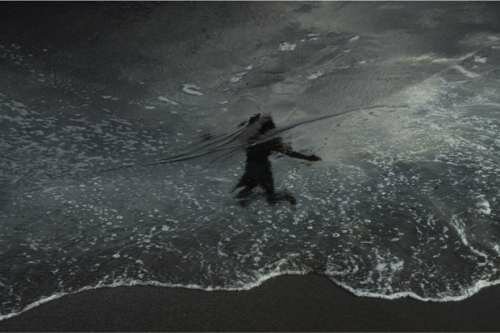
[258,113,275,134]
[247,113,261,125]
[241,113,276,142]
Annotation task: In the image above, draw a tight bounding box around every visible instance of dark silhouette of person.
[233,113,321,206]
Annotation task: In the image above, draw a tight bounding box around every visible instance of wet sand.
[1,274,500,331]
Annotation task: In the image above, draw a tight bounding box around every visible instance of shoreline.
[2,274,500,331]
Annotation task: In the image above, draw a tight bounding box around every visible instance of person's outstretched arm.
[276,142,321,161]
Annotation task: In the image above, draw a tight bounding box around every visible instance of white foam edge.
[2,270,500,322]
[331,276,500,302]
[0,269,306,322]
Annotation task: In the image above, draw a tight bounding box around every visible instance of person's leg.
[235,185,255,206]
[280,191,297,205]
[260,169,278,205]
[260,171,297,206]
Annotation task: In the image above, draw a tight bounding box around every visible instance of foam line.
[331,276,500,302]
[0,270,307,322]
[2,270,500,322]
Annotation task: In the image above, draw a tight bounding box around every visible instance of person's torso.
[245,138,282,162]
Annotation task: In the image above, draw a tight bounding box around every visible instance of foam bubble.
[158,96,179,106]
[181,84,204,96]
[279,42,296,52]
[452,65,480,78]
[476,196,491,215]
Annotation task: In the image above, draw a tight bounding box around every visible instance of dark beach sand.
[1,274,500,331]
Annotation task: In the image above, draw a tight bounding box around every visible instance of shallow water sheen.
[1,2,500,320]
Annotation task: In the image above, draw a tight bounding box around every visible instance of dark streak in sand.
[1,274,500,331]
